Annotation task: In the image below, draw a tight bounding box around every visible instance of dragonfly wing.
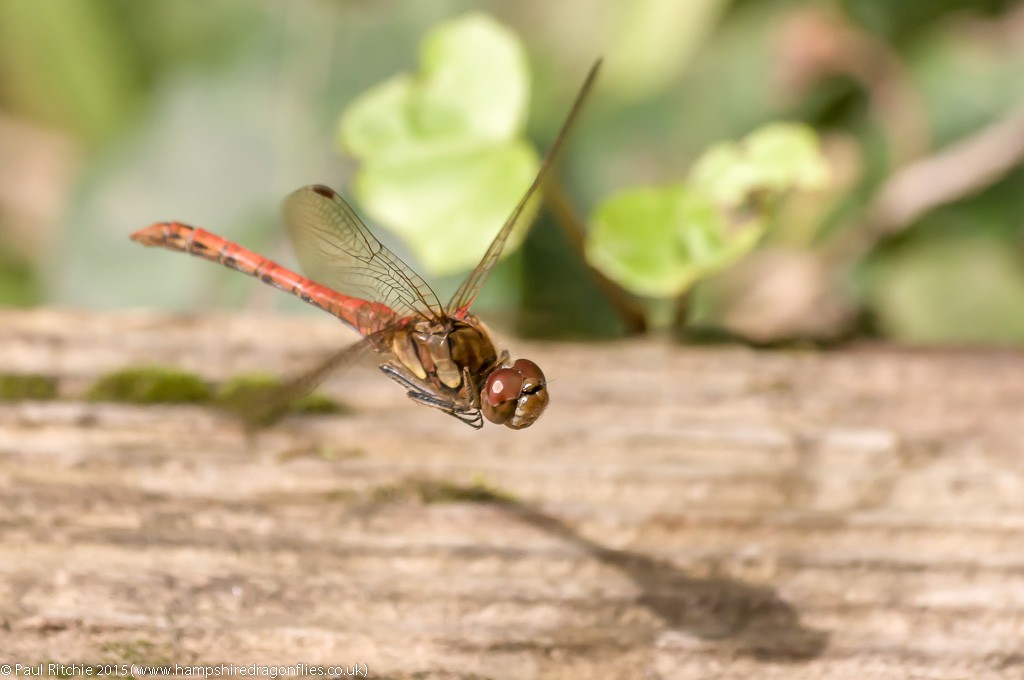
[228,334,382,428]
[284,184,444,322]
[446,59,603,315]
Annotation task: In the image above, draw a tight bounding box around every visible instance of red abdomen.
[130,222,399,336]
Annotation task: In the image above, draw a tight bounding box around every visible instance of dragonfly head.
[480,358,549,429]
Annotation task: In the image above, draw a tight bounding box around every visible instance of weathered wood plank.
[1,309,1022,679]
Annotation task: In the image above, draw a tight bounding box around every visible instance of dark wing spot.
[311,184,336,198]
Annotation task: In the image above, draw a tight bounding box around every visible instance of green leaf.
[586,184,766,298]
[338,74,417,159]
[0,0,137,142]
[418,14,529,141]
[744,123,830,190]
[337,13,536,276]
[688,142,761,206]
[358,140,538,274]
[866,233,1024,343]
[691,123,829,205]
[585,122,828,300]
[601,0,729,100]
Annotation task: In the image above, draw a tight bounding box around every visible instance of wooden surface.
[1,308,1023,679]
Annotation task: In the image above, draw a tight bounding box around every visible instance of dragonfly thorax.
[390,318,499,393]
[386,317,548,429]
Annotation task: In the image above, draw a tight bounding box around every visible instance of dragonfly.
[130,60,600,429]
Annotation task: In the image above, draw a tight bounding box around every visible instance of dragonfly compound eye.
[479,359,549,429]
[481,368,523,425]
[512,359,545,391]
[506,359,548,430]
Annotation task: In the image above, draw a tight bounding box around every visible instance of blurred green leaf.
[866,233,1024,343]
[691,123,830,205]
[357,140,537,273]
[338,12,538,276]
[417,14,530,141]
[688,143,760,207]
[0,0,137,142]
[339,74,418,159]
[910,23,1024,146]
[586,184,765,298]
[743,123,831,190]
[602,0,729,100]
[0,247,42,307]
[586,123,828,299]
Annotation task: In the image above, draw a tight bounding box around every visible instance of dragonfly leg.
[379,363,425,393]
[405,391,483,429]
[379,365,483,429]
[462,366,481,410]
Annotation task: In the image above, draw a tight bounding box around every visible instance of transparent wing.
[284,184,444,321]
[226,335,381,429]
[446,58,603,315]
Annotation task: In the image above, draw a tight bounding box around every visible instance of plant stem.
[544,179,648,335]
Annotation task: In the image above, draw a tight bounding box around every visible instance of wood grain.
[1,308,1022,679]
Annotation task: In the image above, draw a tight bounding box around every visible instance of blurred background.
[2,0,1024,344]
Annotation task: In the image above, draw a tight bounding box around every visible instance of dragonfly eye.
[512,359,545,391]
[481,359,549,429]
[481,368,523,425]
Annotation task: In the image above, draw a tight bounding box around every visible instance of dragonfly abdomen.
[130,222,398,335]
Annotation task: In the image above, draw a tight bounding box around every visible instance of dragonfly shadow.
[495,500,830,661]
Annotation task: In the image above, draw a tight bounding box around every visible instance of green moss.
[86,367,211,404]
[323,488,358,503]
[277,445,364,463]
[371,482,412,504]
[81,368,346,422]
[292,392,342,415]
[215,373,278,398]
[100,639,181,667]
[215,373,346,427]
[419,479,516,505]
[214,374,275,416]
[373,478,517,506]
[0,373,57,401]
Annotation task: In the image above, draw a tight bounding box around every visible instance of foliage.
[338,13,538,275]
[339,14,829,326]
[2,1,1024,344]
[587,124,828,299]
[866,228,1024,342]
